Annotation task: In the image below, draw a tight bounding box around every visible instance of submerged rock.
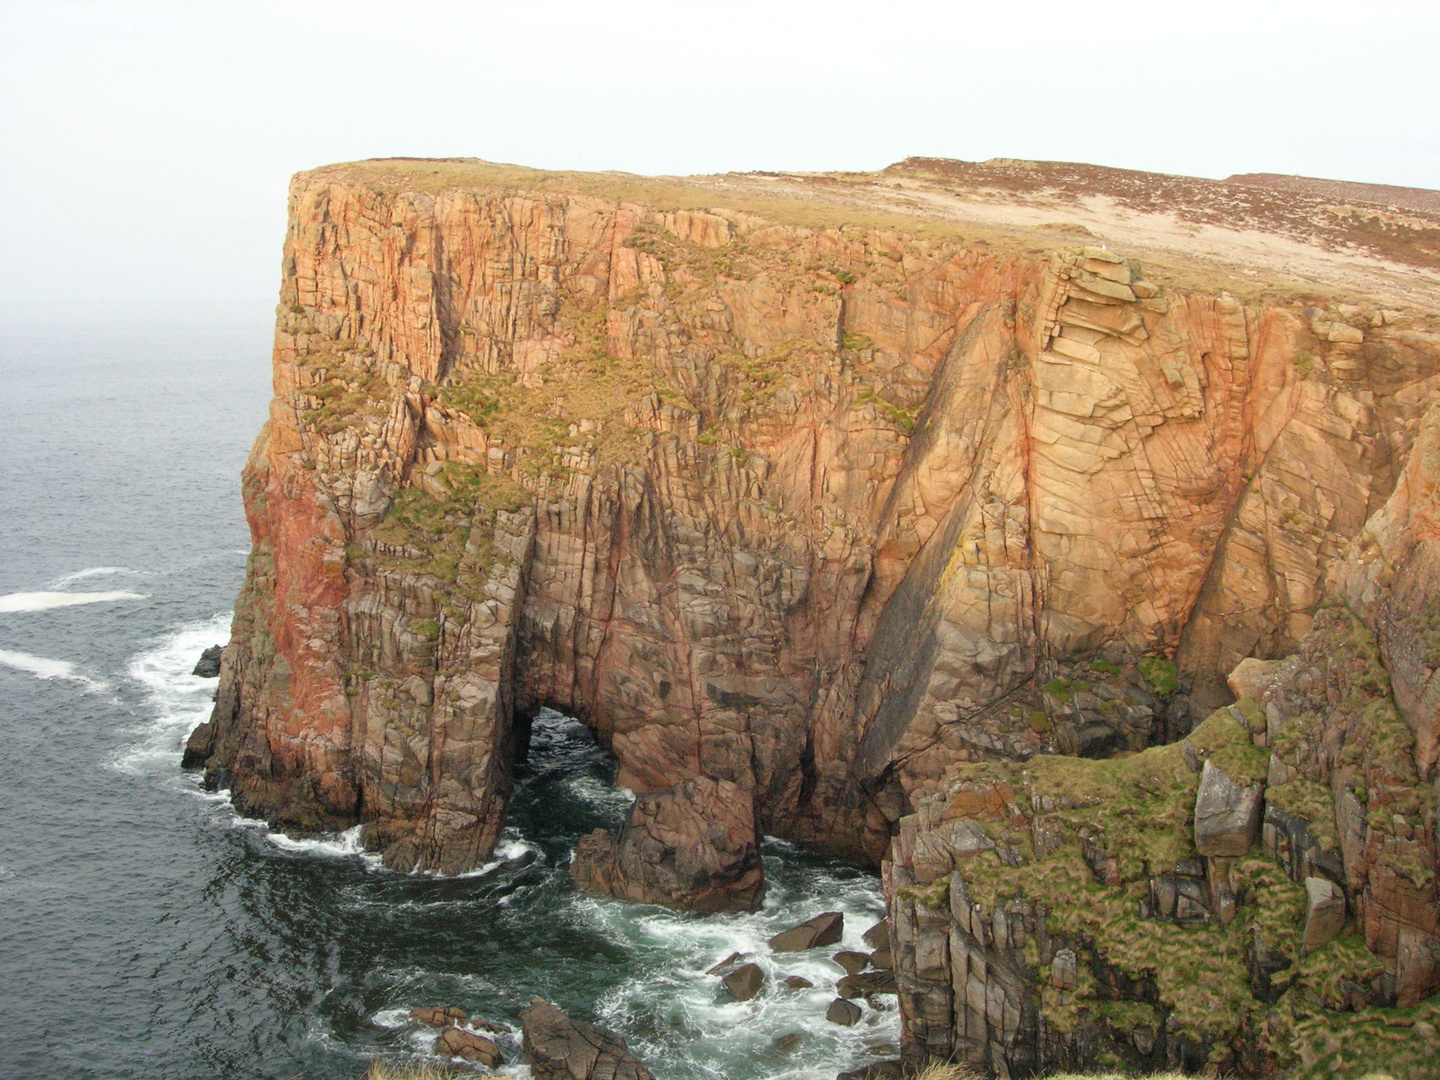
[571,776,765,913]
[521,998,654,1080]
[768,911,844,952]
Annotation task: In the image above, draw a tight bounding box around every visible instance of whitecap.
[575,869,895,1080]
[0,648,107,690]
[451,836,542,878]
[0,590,146,613]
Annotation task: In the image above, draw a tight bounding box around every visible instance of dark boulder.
[521,998,654,1080]
[192,644,224,678]
[825,998,862,1026]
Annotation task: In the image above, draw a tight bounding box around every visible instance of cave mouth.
[503,707,632,863]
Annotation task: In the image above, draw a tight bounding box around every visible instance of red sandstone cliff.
[185,158,1440,888]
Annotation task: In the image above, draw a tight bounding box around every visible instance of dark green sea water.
[0,306,895,1080]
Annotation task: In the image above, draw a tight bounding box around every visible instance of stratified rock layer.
[185,159,1440,881]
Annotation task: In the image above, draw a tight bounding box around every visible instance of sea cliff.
[185,157,1440,1075]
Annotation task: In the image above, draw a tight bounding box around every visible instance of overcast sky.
[3,0,1438,309]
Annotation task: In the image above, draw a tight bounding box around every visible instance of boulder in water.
[435,1026,501,1067]
[192,644,224,678]
[825,997,862,1026]
[705,950,748,975]
[721,962,765,1001]
[782,975,814,990]
[861,918,890,951]
[571,776,765,913]
[521,998,654,1080]
[838,970,897,998]
[774,1032,803,1053]
[768,911,843,952]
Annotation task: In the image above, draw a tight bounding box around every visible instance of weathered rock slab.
[435,1026,501,1067]
[1302,875,1346,953]
[769,911,844,952]
[521,998,654,1080]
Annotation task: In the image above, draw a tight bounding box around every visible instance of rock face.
[184,158,1440,878]
[570,775,764,911]
[521,998,654,1080]
[883,403,1440,1076]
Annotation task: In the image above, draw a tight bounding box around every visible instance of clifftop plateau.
[185,155,1440,1076]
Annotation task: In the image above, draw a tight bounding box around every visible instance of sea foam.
[113,613,230,774]
[0,590,146,612]
[0,648,106,690]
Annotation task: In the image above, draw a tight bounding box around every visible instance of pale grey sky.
[3,0,1437,307]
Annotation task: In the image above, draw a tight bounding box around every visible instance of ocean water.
[0,306,897,1080]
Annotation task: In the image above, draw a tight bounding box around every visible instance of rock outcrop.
[571,775,764,911]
